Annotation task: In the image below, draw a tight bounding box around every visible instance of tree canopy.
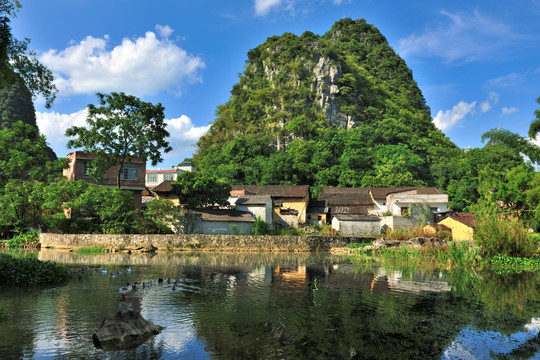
[65,92,172,187]
[171,171,231,209]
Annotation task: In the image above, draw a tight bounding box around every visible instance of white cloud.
[397,10,524,63]
[163,115,210,161]
[40,26,205,97]
[479,91,499,113]
[255,0,283,16]
[485,72,525,88]
[433,101,477,131]
[501,106,519,115]
[36,109,88,156]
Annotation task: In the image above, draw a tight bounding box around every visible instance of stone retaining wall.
[39,233,375,253]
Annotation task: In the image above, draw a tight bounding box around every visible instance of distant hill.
[194,18,457,193]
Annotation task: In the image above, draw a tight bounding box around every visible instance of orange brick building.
[63,151,146,211]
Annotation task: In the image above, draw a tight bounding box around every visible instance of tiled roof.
[425,223,452,232]
[194,209,255,223]
[151,180,174,192]
[231,185,309,198]
[146,169,177,173]
[448,212,475,228]
[334,214,380,221]
[331,206,370,215]
[369,187,418,199]
[319,192,373,206]
[235,195,271,205]
[321,187,370,195]
[307,200,329,213]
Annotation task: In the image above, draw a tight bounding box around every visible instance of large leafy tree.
[65,92,172,187]
[529,96,540,140]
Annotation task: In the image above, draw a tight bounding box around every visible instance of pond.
[0,250,539,359]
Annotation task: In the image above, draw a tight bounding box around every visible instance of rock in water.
[92,310,164,350]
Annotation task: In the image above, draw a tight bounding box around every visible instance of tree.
[0,120,49,185]
[171,172,231,209]
[529,96,540,140]
[481,128,540,165]
[0,0,57,108]
[65,92,172,187]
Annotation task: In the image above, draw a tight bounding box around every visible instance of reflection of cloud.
[442,318,540,360]
[41,26,205,97]
[433,101,476,131]
[397,10,525,63]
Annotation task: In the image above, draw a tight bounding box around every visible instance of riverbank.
[39,233,375,253]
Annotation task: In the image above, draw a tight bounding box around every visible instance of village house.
[192,209,255,235]
[230,185,310,228]
[234,195,273,227]
[149,180,180,206]
[425,212,475,241]
[63,151,146,211]
[319,187,449,235]
[145,162,194,189]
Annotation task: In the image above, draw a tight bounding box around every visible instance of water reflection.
[0,250,538,359]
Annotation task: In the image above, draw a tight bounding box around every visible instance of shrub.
[0,255,73,285]
[7,231,39,249]
[474,215,536,258]
[252,217,271,235]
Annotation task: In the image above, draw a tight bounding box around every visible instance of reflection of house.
[234,195,273,227]
[431,212,475,241]
[192,209,255,235]
[150,180,180,206]
[63,151,145,211]
[332,215,381,235]
[230,185,309,227]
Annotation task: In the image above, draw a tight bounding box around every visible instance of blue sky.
[11,0,540,169]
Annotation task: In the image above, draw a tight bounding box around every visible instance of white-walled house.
[235,195,274,228]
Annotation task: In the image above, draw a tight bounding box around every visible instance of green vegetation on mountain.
[194,18,457,193]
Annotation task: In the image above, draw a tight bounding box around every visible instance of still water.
[0,250,539,359]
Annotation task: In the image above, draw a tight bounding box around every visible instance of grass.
[474,215,537,258]
[347,242,372,249]
[74,246,107,255]
[351,241,480,272]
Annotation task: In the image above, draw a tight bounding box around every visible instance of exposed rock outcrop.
[92,310,164,350]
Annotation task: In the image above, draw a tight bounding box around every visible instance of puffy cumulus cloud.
[501,106,519,115]
[163,115,210,161]
[255,0,283,16]
[433,101,477,131]
[479,91,499,113]
[40,26,205,97]
[36,109,88,156]
[397,10,524,63]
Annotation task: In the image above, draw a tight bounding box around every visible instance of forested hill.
[194,18,458,194]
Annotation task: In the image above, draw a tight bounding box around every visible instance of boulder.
[92,309,164,350]
[408,237,446,248]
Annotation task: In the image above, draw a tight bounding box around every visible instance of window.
[147,173,157,183]
[83,162,92,178]
[120,164,139,181]
[164,172,174,181]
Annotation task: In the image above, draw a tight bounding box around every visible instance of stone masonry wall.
[39,233,375,252]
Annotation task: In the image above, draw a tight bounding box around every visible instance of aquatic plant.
[0,254,72,285]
